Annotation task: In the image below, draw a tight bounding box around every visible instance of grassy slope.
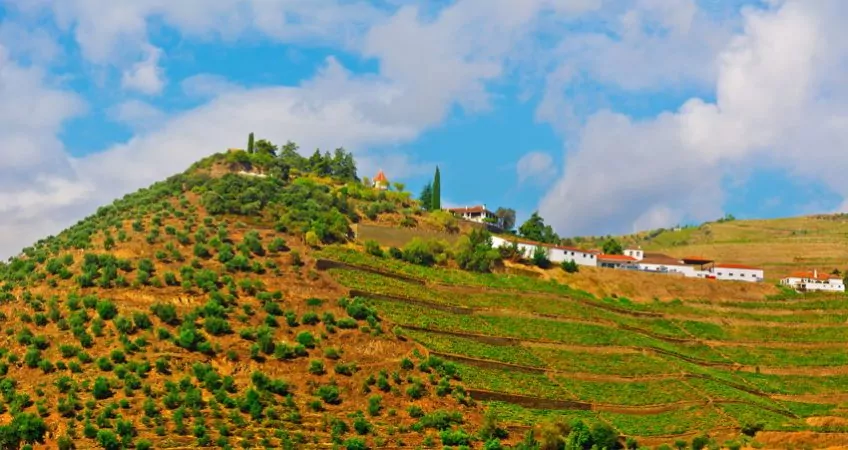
[581,215,848,282]
[0,154,483,449]
[319,245,848,447]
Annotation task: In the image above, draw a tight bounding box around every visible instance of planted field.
[322,248,848,443]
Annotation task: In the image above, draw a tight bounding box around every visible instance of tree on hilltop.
[431,166,441,211]
[247,132,255,154]
[254,139,277,157]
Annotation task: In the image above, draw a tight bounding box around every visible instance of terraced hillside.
[580,215,848,281]
[0,151,490,449]
[320,246,848,448]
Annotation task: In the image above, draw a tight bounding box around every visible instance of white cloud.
[0,21,61,64]
[0,44,87,256]
[180,74,243,99]
[516,151,557,185]
[109,100,167,132]
[121,44,165,94]
[540,0,848,236]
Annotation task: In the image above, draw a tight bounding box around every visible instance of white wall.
[490,236,597,267]
[781,277,845,292]
[712,267,763,283]
[639,263,696,277]
[624,249,644,261]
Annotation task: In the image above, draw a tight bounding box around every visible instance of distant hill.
[575,215,848,281]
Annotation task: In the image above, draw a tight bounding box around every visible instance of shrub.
[301,312,320,325]
[92,377,112,399]
[96,300,118,320]
[296,332,316,349]
[440,429,471,446]
[455,229,501,273]
[531,246,551,269]
[343,438,367,450]
[367,395,382,416]
[316,385,341,404]
[561,259,579,273]
[364,240,383,257]
[308,360,326,375]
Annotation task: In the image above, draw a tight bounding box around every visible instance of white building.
[624,247,697,277]
[710,264,764,283]
[490,236,598,267]
[780,270,845,293]
[448,205,504,229]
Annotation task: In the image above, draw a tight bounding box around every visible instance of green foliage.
[364,240,383,257]
[531,246,551,269]
[561,259,579,273]
[602,238,623,255]
[518,212,559,244]
[92,377,112,400]
[418,182,433,211]
[455,229,502,273]
[431,166,441,211]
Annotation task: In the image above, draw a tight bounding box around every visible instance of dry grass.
[523,263,778,302]
[603,214,848,282]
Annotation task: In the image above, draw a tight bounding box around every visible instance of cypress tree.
[247,133,255,154]
[431,166,441,211]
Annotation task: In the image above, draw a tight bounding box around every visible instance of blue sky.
[1,0,848,257]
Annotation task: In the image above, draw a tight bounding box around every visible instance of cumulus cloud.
[540,0,848,236]
[516,151,557,185]
[109,100,167,132]
[121,44,166,94]
[0,44,87,255]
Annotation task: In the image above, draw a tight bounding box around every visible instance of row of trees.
[245,133,358,182]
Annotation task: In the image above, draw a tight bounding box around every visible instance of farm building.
[780,270,845,293]
[711,264,764,283]
[446,205,503,228]
[490,235,598,266]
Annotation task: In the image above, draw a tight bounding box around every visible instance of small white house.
[710,264,764,283]
[447,205,502,228]
[780,270,845,293]
[373,170,389,190]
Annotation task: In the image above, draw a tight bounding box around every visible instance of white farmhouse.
[490,235,598,267]
[710,264,764,283]
[780,270,845,293]
[623,247,697,277]
[447,205,503,228]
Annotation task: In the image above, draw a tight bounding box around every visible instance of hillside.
[0,150,486,449]
[320,245,848,449]
[576,215,848,281]
[4,146,848,449]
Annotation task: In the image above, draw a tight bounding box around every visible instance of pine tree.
[431,166,441,211]
[419,183,432,211]
[247,133,255,154]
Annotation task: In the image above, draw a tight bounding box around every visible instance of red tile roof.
[373,170,388,183]
[714,263,761,270]
[787,271,840,281]
[681,256,714,264]
[597,254,638,262]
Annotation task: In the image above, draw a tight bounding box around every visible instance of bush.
[367,395,382,416]
[296,332,316,349]
[308,360,326,375]
[364,240,383,257]
[455,229,501,273]
[561,259,579,273]
[401,238,438,267]
[96,300,118,320]
[92,377,112,399]
[440,429,471,446]
[343,437,368,450]
[531,246,551,269]
[316,385,341,404]
[334,362,357,376]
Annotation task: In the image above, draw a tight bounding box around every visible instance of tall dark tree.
[254,139,277,157]
[602,239,623,255]
[247,132,255,154]
[419,183,433,211]
[495,207,516,231]
[431,166,441,211]
[309,149,331,176]
[518,212,559,244]
[330,148,358,181]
